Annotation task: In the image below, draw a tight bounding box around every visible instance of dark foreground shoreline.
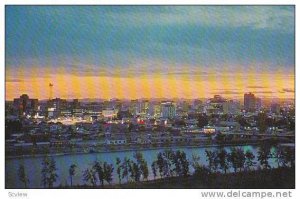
[59,167,294,189]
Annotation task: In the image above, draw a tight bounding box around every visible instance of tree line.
[17,145,294,188]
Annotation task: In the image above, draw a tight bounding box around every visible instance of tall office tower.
[244,92,256,112]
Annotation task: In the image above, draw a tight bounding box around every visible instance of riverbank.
[5,140,270,159]
[68,167,295,189]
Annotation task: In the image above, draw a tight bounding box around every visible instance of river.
[6,144,278,188]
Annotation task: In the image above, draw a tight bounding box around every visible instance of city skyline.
[6,6,295,100]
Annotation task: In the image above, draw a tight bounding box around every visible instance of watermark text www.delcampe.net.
[200,190,293,199]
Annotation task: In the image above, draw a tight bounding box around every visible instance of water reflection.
[6,145,278,188]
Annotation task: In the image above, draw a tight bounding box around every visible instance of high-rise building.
[244,92,256,112]
[161,101,176,118]
[13,94,38,115]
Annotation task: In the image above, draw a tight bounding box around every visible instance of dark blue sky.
[6,6,295,76]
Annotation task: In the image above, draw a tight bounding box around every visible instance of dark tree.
[132,152,149,181]
[164,150,174,177]
[191,154,201,171]
[151,161,158,179]
[154,150,177,178]
[218,149,229,174]
[228,148,238,173]
[103,162,114,185]
[245,150,256,170]
[41,157,58,188]
[82,168,97,187]
[236,147,246,171]
[273,147,285,168]
[172,150,189,177]
[178,151,189,177]
[257,145,271,170]
[205,150,218,173]
[18,164,29,188]
[116,157,122,184]
[129,161,141,182]
[191,154,210,180]
[68,164,77,187]
[93,161,104,186]
[121,157,131,183]
[156,152,164,178]
[171,151,181,176]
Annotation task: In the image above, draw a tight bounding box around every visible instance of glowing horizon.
[5,6,295,100]
[6,66,295,100]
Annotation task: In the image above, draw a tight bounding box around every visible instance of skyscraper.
[244,92,256,112]
[13,94,38,115]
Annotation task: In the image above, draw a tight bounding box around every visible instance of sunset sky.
[5,6,295,100]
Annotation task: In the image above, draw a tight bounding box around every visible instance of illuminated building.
[138,100,149,114]
[129,99,139,115]
[161,101,176,118]
[102,108,118,119]
[153,104,161,117]
[47,107,57,118]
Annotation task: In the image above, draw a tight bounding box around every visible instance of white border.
[0,1,298,199]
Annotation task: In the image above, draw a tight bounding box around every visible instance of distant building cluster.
[5,92,295,156]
